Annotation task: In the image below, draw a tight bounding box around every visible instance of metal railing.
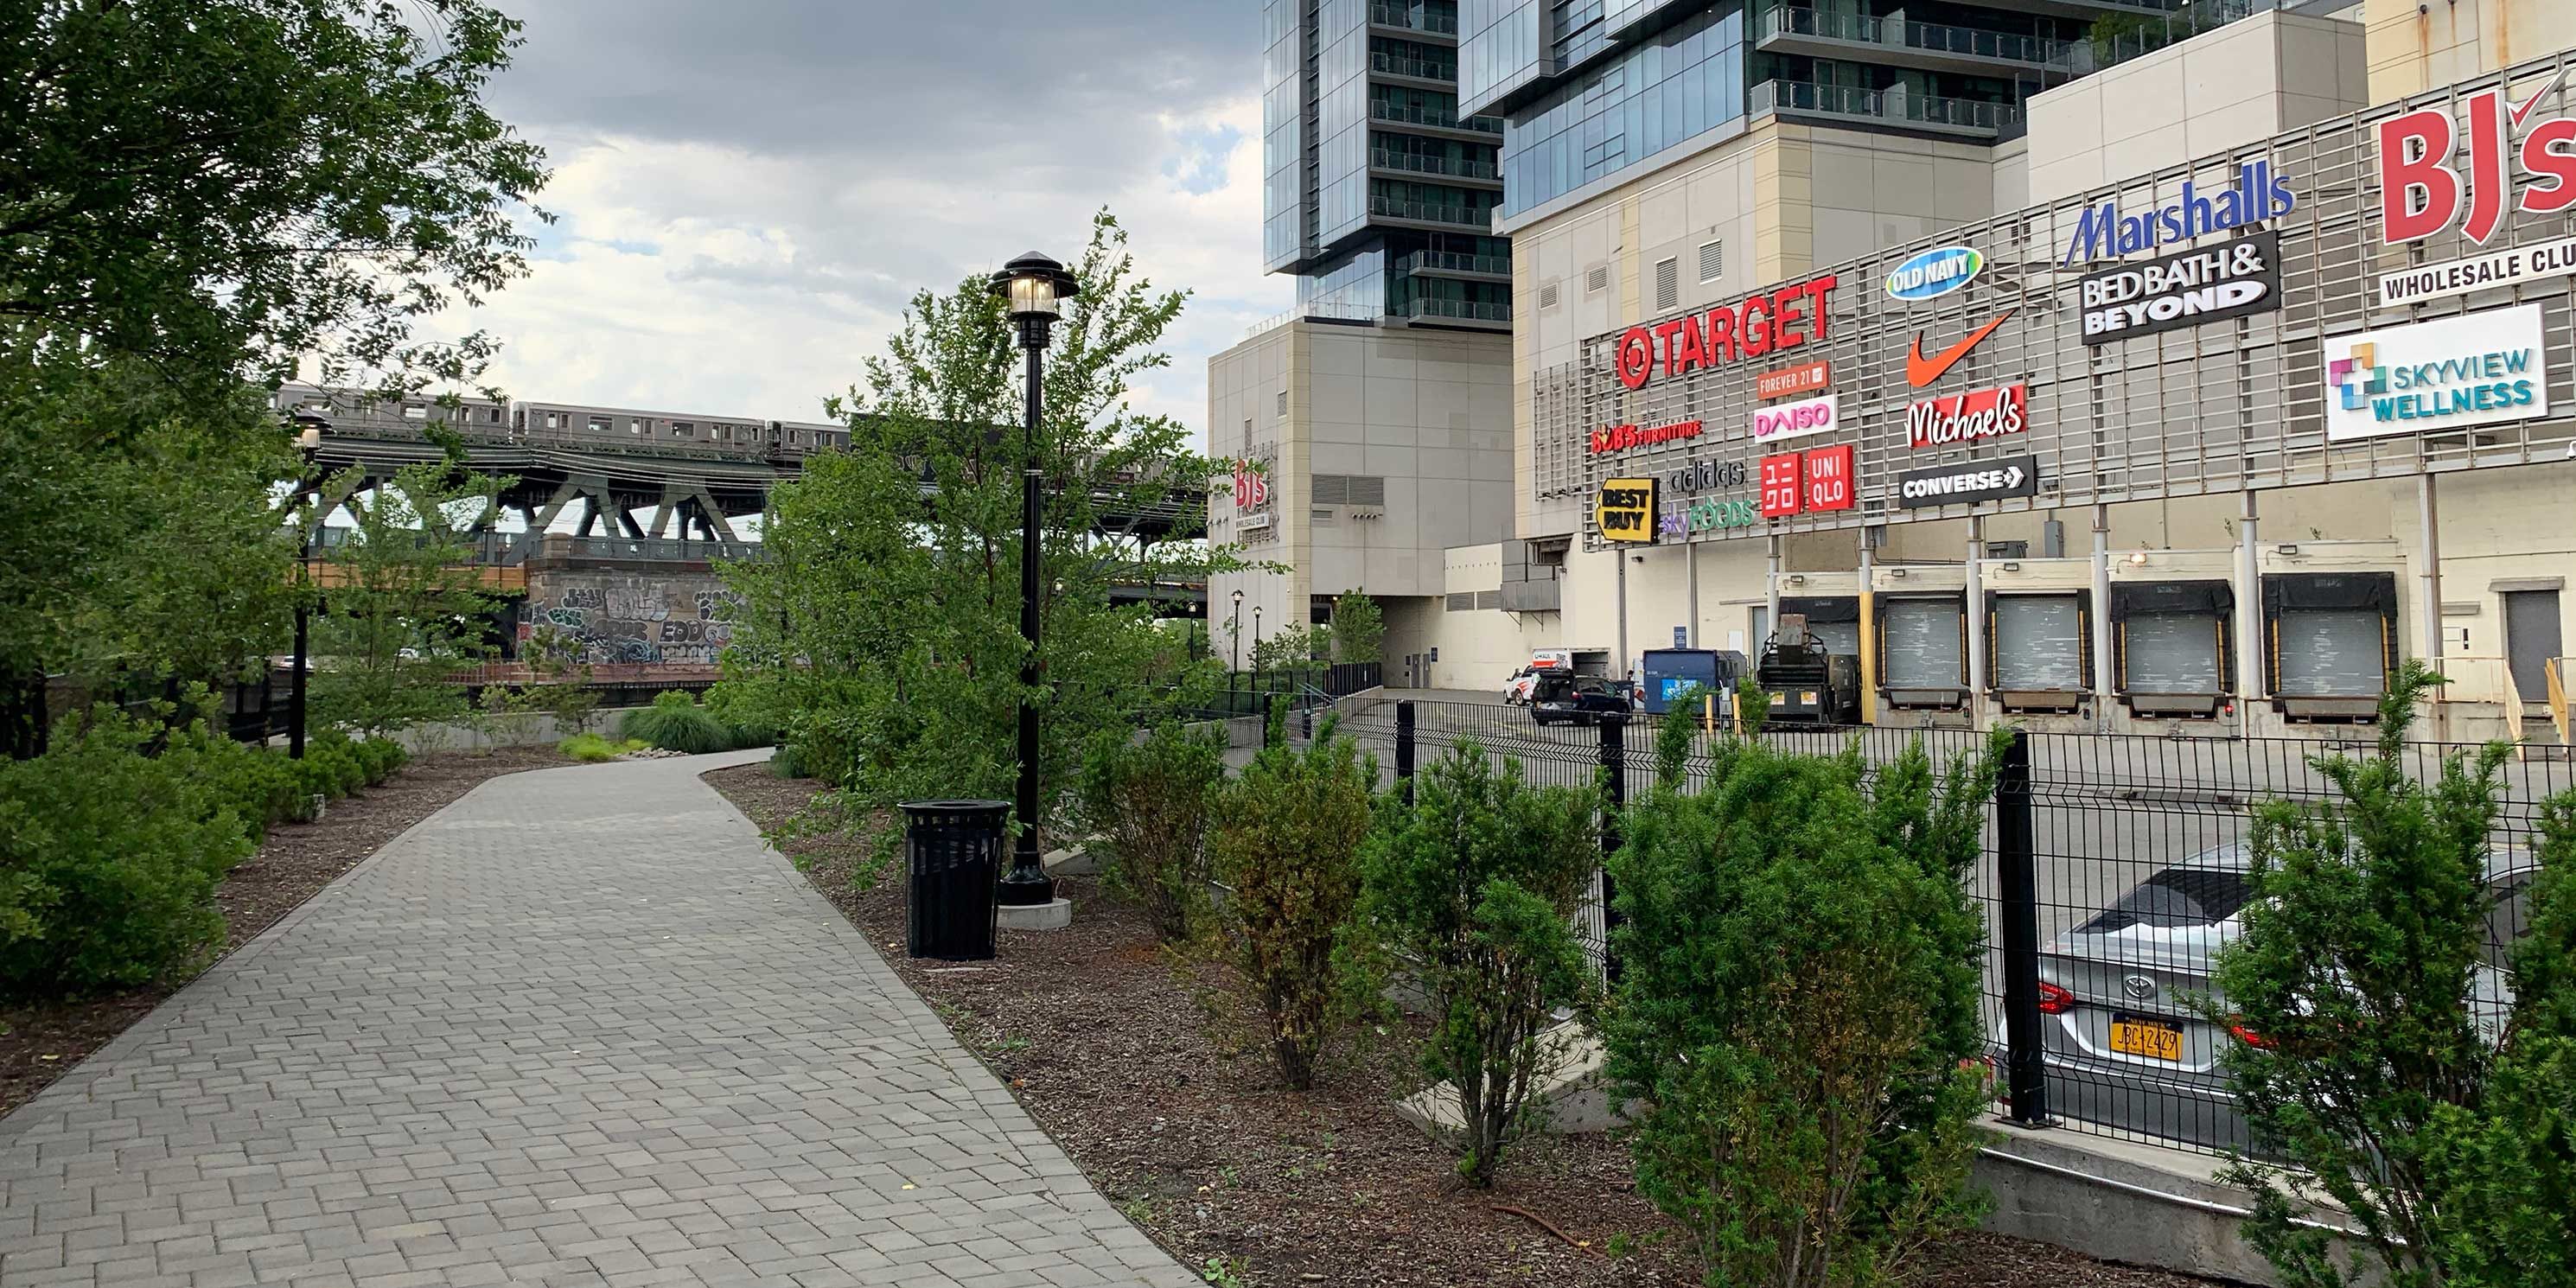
[1368,148,1500,180]
[1368,3,1457,35]
[1758,5,2075,67]
[1368,51,1457,80]
[1368,194,1495,227]
[1398,249,1512,277]
[2551,656,2571,746]
[1750,79,2022,133]
[1241,300,1383,340]
[526,534,768,564]
[1404,296,1511,322]
[1368,99,1502,133]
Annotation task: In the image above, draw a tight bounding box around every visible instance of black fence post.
[1597,711,1629,983]
[1997,726,2054,1127]
[1394,700,1416,806]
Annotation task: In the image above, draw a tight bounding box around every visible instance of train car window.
[673,422,694,438]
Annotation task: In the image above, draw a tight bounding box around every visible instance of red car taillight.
[2037,981,2076,1014]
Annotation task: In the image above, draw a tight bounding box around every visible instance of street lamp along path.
[988,252,1081,911]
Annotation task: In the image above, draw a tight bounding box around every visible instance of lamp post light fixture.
[988,251,1080,909]
[287,411,331,759]
[1229,589,1245,671]
[1252,604,1265,689]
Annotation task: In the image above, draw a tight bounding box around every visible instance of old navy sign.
[2062,161,2295,265]
[2080,232,2280,344]
[1907,383,2027,450]
[1897,455,2038,509]
[1614,275,1841,391]
[1884,246,1983,302]
[2377,69,2576,246]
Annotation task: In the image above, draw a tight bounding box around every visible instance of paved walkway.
[0,751,1199,1288]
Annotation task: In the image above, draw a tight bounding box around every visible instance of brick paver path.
[0,751,1198,1288]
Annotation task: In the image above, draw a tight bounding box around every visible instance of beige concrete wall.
[2366,0,2576,104]
[1208,321,1514,664]
[2027,10,2369,207]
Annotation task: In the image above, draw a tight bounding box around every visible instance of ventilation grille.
[1475,590,1502,610]
[1275,390,1287,417]
[1347,475,1386,507]
[1309,474,1386,507]
[1654,257,1679,310]
[1538,282,1559,309]
[1699,239,1724,283]
[1445,592,1476,611]
[1585,265,1609,293]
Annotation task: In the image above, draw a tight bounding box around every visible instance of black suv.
[1530,673,1630,726]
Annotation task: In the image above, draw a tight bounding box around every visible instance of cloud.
[423,1,1290,434]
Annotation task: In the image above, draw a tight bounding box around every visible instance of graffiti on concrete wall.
[520,573,743,666]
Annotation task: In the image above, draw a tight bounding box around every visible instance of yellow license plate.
[1801,691,1819,705]
[2109,1015,2184,1061]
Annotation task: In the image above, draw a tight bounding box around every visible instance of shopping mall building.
[1212,0,2576,742]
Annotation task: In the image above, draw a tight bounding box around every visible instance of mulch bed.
[707,766,2230,1288]
[0,744,564,1121]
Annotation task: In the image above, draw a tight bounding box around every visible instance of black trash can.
[900,799,1007,960]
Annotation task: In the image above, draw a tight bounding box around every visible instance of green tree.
[1604,730,2002,1288]
[711,211,1237,841]
[3,0,550,395]
[2210,661,2576,1288]
[1363,739,1600,1185]
[1210,722,1377,1091]
[1078,721,1228,944]
[308,462,505,736]
[1330,590,1384,665]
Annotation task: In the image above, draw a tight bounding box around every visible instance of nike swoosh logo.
[1906,311,2013,388]
[2513,70,2566,127]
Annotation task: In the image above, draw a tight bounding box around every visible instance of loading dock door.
[1880,596,1965,704]
[2125,613,2223,694]
[1778,596,1861,659]
[2276,610,2388,698]
[1812,620,1862,657]
[2504,590,2562,706]
[1992,595,2086,692]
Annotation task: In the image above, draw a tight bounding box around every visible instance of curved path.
[0,751,1197,1288]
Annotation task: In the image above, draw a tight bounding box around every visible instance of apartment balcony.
[1755,5,2081,79]
[1968,0,2197,21]
[1368,147,1503,188]
[1368,51,1458,86]
[1368,99,1503,139]
[1368,194,1496,231]
[1396,250,1513,282]
[1750,79,2020,140]
[1399,296,1511,329]
[1368,3,1458,41]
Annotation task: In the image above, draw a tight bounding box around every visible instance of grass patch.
[558,733,647,763]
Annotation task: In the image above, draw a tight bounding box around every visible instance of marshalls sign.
[2080,231,2280,343]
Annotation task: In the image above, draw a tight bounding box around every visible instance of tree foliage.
[1330,590,1384,666]
[308,462,506,736]
[1604,730,2003,1288]
[1079,720,1228,944]
[3,0,551,396]
[712,211,1238,844]
[2211,661,2576,1288]
[1209,721,1377,1091]
[1364,739,1599,1185]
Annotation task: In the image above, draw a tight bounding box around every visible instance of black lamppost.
[287,410,331,758]
[989,251,1080,909]
[1228,588,1244,708]
[1253,604,1265,691]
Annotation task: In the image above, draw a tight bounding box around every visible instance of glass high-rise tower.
[1262,0,1513,328]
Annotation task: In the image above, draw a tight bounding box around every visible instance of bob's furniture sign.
[2080,232,2280,343]
[2324,303,2550,442]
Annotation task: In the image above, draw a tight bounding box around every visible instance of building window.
[1699,239,1724,283]
[1655,257,1679,310]
[405,405,429,420]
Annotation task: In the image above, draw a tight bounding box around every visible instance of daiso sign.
[2377,68,2576,245]
[1750,393,1838,444]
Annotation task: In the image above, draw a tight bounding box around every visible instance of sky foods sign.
[2079,232,2280,344]
[2324,303,2549,443]
[2061,161,2295,264]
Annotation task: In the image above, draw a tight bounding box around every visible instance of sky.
[436,0,1289,437]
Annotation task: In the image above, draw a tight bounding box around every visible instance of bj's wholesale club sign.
[2375,68,2576,300]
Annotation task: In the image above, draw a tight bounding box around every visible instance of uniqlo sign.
[2377,71,2576,245]
[1759,453,1803,518]
[1802,444,1854,513]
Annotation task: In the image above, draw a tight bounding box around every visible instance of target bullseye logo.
[1614,329,1654,390]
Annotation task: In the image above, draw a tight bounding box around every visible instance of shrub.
[308,740,367,797]
[1209,719,1376,1090]
[2209,662,2576,1288]
[1655,684,1715,790]
[768,743,810,779]
[620,691,738,754]
[0,711,254,992]
[1363,738,1600,1185]
[557,732,630,763]
[1604,728,2003,1287]
[1080,721,1227,944]
[363,737,409,781]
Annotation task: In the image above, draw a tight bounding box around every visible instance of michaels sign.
[2061,161,2296,264]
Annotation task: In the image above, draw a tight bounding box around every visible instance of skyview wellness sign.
[2080,232,2280,343]
[2324,303,2550,443]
